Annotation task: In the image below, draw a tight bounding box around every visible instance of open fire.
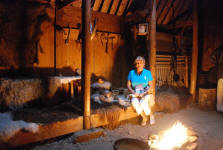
[148,121,197,150]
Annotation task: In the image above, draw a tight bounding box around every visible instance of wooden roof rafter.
[122,0,133,16]
[93,0,102,11]
[97,0,105,12]
[159,0,175,24]
[168,7,192,26]
[114,0,122,15]
[56,0,78,9]
[156,0,168,24]
[162,0,181,24]
[107,0,114,14]
[116,0,130,16]
[107,0,119,14]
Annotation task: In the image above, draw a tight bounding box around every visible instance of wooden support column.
[53,1,57,75]
[149,0,157,97]
[81,0,91,129]
[185,56,189,88]
[190,0,199,102]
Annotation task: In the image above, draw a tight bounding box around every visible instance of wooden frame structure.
[0,107,138,149]
[0,0,199,149]
[156,55,189,88]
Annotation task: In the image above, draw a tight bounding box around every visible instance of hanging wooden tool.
[65,25,70,44]
[104,33,115,53]
[90,18,97,40]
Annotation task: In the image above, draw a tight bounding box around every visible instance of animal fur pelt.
[154,88,183,113]
[0,112,39,142]
[95,106,121,129]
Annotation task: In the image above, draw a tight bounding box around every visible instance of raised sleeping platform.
[0,77,139,149]
[0,77,190,149]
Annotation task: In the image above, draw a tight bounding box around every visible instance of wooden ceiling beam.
[107,0,114,14]
[116,0,129,16]
[57,6,123,33]
[93,0,103,11]
[122,0,132,16]
[163,0,181,24]
[163,20,193,30]
[168,7,192,25]
[56,0,79,9]
[109,0,120,15]
[101,0,112,13]
[156,0,168,24]
[114,0,122,15]
[158,0,174,24]
[124,0,151,23]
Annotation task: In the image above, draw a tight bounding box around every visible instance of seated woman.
[127,56,155,126]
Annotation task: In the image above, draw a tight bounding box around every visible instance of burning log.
[148,121,198,150]
[73,129,104,143]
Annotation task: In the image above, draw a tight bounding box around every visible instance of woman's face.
[135,60,145,72]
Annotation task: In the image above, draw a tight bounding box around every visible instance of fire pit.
[114,122,198,150]
[148,121,198,150]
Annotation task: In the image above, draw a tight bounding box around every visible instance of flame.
[149,121,188,150]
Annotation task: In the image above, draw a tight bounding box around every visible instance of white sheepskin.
[91,81,111,89]
[0,112,39,142]
[50,76,81,84]
[91,93,102,104]
[117,95,131,107]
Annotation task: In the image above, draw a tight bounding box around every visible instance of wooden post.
[149,0,157,97]
[53,1,57,75]
[81,0,91,129]
[190,0,199,102]
[185,56,189,88]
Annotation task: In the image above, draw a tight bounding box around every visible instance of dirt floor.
[29,105,223,150]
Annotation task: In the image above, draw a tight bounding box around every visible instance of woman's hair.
[134,56,145,64]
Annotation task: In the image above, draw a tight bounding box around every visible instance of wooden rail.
[156,55,189,88]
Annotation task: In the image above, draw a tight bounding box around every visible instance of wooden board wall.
[33,4,126,87]
[34,6,55,73]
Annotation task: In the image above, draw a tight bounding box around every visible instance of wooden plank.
[174,0,185,19]
[157,0,168,24]
[57,6,123,33]
[93,0,103,11]
[163,0,181,25]
[26,0,55,4]
[116,0,129,16]
[166,20,193,29]
[71,0,82,7]
[90,107,138,127]
[109,0,121,15]
[1,117,83,149]
[158,0,174,24]
[0,106,141,149]
[74,130,104,143]
[156,62,185,65]
[101,0,113,13]
[125,0,133,13]
[177,0,192,17]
